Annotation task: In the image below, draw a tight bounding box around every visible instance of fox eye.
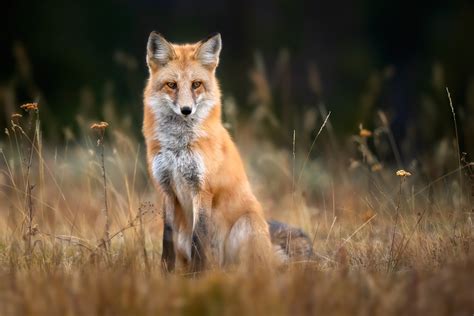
[192,81,202,89]
[166,82,177,89]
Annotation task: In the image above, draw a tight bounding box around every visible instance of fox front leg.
[190,193,213,272]
[161,196,176,272]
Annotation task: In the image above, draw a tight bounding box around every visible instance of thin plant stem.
[446,87,463,209]
[387,177,404,272]
[99,133,110,249]
[297,112,331,186]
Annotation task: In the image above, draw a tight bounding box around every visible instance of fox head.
[145,32,222,119]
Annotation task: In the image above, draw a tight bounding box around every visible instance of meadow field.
[0,59,473,315]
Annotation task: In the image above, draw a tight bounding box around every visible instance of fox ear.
[147,32,176,70]
[195,33,222,68]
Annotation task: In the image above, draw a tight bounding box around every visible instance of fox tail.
[268,220,314,262]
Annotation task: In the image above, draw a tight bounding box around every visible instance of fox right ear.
[195,33,222,68]
[147,32,176,70]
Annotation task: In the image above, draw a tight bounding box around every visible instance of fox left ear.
[147,31,176,70]
[195,33,222,68]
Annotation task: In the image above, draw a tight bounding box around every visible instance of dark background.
[1,0,473,157]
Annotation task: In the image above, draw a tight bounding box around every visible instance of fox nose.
[181,106,192,116]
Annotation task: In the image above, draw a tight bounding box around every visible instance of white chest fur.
[152,149,205,216]
[150,109,206,217]
[148,101,208,219]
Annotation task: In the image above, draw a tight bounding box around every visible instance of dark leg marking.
[161,223,175,272]
[191,212,209,272]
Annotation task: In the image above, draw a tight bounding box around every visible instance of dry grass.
[0,56,473,315]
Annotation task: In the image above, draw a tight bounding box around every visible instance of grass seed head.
[359,128,372,138]
[90,121,109,131]
[358,123,372,137]
[396,169,412,177]
[20,102,39,111]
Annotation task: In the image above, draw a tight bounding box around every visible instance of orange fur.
[143,32,273,271]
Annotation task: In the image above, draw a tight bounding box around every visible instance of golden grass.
[0,98,473,315]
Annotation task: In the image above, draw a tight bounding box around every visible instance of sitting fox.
[143,32,312,272]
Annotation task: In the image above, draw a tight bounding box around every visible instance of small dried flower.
[90,121,109,131]
[359,128,372,138]
[11,113,23,119]
[20,103,38,111]
[396,169,412,177]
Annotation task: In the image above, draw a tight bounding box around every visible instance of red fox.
[143,32,312,272]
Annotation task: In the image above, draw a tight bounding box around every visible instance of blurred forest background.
[1,0,474,158]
